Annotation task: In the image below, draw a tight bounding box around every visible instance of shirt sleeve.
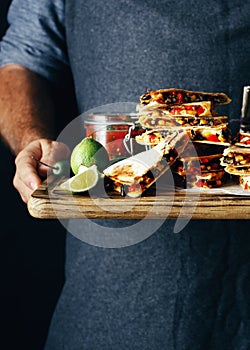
[0,0,68,84]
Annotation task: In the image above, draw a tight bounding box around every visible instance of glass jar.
[84,113,144,160]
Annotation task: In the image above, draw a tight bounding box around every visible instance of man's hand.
[0,65,65,203]
[13,138,70,203]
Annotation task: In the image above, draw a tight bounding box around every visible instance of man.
[0,1,250,349]
[0,1,67,350]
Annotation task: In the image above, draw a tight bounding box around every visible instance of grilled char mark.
[141,94,152,101]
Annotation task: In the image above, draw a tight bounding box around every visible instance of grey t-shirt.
[1,1,250,349]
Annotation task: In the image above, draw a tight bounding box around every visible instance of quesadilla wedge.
[137,110,228,129]
[189,124,230,145]
[103,130,188,197]
[173,171,227,189]
[223,165,250,175]
[137,101,215,116]
[172,154,226,188]
[139,88,231,108]
[220,145,250,168]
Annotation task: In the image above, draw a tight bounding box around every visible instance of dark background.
[0,2,67,349]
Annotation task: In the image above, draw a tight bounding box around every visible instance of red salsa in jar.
[84,113,144,160]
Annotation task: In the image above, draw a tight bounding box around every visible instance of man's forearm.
[0,64,55,155]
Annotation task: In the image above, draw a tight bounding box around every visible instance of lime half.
[60,165,99,193]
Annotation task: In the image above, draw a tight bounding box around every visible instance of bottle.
[240,85,250,133]
[237,86,250,146]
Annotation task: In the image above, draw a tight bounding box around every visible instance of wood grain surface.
[27,176,250,220]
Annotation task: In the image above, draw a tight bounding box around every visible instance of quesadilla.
[223,165,250,175]
[220,145,250,191]
[139,88,231,109]
[172,154,227,188]
[220,145,250,168]
[137,111,228,129]
[103,130,188,197]
[189,124,230,145]
[137,101,215,116]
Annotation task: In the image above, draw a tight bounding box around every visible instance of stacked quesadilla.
[172,153,227,189]
[137,88,231,146]
[231,133,250,189]
[220,145,250,190]
[219,86,250,190]
[135,88,232,189]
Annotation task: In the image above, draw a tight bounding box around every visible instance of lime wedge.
[60,164,99,193]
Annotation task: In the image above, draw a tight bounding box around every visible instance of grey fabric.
[65,0,249,130]
[0,0,250,349]
[0,0,68,82]
[45,220,250,350]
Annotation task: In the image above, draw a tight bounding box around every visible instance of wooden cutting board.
[27,176,250,220]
